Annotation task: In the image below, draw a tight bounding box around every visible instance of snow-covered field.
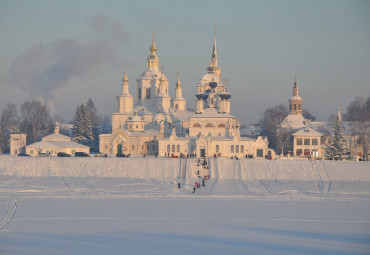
[0,156,369,254]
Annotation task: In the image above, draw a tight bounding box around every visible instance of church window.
[294,104,297,111]
[172,145,175,152]
[136,125,139,129]
[205,123,213,127]
[236,145,239,153]
[217,123,225,128]
[193,123,201,127]
[298,104,301,110]
[175,104,178,110]
[167,145,170,153]
[142,145,144,150]
[241,145,244,153]
[177,145,180,152]
[130,125,132,129]
[304,139,310,145]
[138,88,142,99]
[290,104,292,110]
[297,138,302,145]
[132,145,135,150]
[231,145,234,153]
[216,145,219,153]
[312,139,318,145]
[191,145,194,152]
[146,88,151,99]
[147,144,150,150]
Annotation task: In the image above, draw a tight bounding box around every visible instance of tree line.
[0,99,111,154]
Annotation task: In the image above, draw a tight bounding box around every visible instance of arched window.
[298,104,301,110]
[217,123,226,128]
[167,145,170,153]
[205,123,213,127]
[294,104,297,110]
[172,145,175,152]
[236,145,239,153]
[191,145,194,152]
[290,104,292,110]
[216,145,219,153]
[241,145,244,153]
[193,123,201,127]
[231,145,234,153]
[176,145,180,152]
[138,88,142,99]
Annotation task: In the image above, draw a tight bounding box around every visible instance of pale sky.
[0,0,369,124]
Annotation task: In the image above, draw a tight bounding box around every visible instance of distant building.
[26,124,90,156]
[100,32,271,158]
[10,132,27,156]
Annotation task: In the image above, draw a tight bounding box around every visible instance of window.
[218,133,221,136]
[105,145,108,149]
[167,145,170,153]
[312,139,318,145]
[30,150,34,154]
[216,145,219,153]
[191,145,194,152]
[217,123,226,128]
[177,145,180,152]
[138,88,142,99]
[298,104,301,110]
[130,125,132,128]
[294,104,297,110]
[304,139,310,145]
[296,149,302,156]
[241,145,244,153]
[304,149,310,156]
[146,88,151,99]
[297,138,302,145]
[132,145,135,150]
[175,104,178,109]
[136,125,138,129]
[208,132,212,137]
[290,104,292,110]
[205,123,213,127]
[193,123,201,127]
[231,145,234,153]
[236,145,239,153]
[172,145,175,152]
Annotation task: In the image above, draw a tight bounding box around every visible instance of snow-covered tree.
[72,104,94,147]
[86,98,99,152]
[327,109,348,160]
[344,96,370,161]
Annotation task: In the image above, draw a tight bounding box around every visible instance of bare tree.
[0,103,19,153]
[259,104,289,153]
[344,96,370,161]
[20,100,54,144]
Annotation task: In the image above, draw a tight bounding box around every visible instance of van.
[75,152,90,157]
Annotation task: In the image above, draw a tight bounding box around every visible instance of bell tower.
[289,76,303,115]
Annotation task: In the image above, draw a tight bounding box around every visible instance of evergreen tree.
[86,98,99,152]
[72,104,94,147]
[327,110,348,160]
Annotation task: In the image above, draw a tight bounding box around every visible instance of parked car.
[94,152,106,157]
[39,152,50,157]
[17,153,31,157]
[57,152,71,157]
[75,152,90,157]
[116,153,126,157]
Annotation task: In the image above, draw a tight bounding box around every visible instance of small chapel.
[99,32,271,158]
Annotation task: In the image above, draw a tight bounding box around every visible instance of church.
[99,33,271,158]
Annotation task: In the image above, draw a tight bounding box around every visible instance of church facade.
[99,34,271,158]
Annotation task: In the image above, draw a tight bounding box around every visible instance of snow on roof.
[170,108,194,122]
[281,114,307,129]
[190,108,236,119]
[138,69,167,80]
[26,140,89,149]
[293,127,323,137]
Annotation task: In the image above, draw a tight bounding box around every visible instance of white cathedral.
[99,34,271,158]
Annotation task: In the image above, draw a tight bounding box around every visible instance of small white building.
[26,124,90,156]
[10,132,27,156]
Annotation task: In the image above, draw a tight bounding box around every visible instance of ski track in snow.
[0,196,17,231]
